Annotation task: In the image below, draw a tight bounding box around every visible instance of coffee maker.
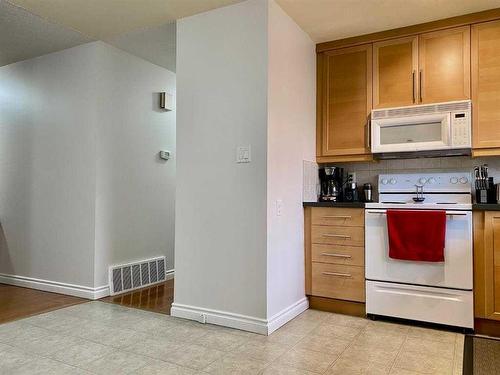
[319,167,344,202]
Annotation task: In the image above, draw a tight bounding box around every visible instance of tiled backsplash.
[303,160,319,202]
[329,156,500,200]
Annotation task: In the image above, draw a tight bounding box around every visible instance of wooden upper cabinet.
[373,37,418,108]
[318,44,372,161]
[472,20,500,154]
[418,26,471,104]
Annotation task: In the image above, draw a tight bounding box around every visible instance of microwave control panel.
[451,111,471,147]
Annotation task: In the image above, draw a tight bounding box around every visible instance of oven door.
[371,113,451,153]
[365,209,472,290]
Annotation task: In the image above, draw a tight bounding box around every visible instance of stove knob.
[419,177,427,185]
[450,177,459,184]
[459,177,469,184]
[381,179,389,185]
[428,177,436,184]
[390,178,397,185]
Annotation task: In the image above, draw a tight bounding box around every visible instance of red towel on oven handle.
[386,210,446,262]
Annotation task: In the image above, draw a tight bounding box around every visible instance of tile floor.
[0,301,464,374]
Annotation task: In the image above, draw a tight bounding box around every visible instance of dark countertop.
[473,203,500,211]
[303,201,365,208]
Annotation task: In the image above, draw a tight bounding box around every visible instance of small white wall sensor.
[159,151,170,161]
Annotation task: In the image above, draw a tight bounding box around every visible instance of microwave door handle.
[448,113,453,146]
[366,121,371,151]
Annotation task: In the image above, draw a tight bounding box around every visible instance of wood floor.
[100,279,174,314]
[0,283,86,324]
[0,279,174,325]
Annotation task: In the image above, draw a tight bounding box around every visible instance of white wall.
[0,41,176,295]
[0,44,99,288]
[174,0,269,319]
[93,42,176,287]
[266,0,316,319]
[173,0,315,332]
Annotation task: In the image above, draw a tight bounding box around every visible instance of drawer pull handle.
[322,271,352,278]
[322,234,351,239]
[321,253,352,258]
[366,211,467,217]
[322,215,352,219]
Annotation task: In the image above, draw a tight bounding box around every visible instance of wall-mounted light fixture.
[159,92,174,111]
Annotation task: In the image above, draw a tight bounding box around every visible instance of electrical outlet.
[347,172,357,183]
[276,199,283,216]
[200,313,206,324]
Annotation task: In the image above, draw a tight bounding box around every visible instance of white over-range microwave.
[370,100,471,158]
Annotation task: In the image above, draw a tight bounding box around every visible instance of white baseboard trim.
[171,303,269,335]
[0,273,109,300]
[165,268,175,280]
[171,297,309,335]
[267,297,309,334]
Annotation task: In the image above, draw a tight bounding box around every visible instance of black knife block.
[476,188,497,204]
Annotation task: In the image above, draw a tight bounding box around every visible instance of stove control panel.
[378,172,472,193]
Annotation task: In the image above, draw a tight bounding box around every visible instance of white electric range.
[365,172,473,329]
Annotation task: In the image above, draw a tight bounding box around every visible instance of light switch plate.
[236,146,251,163]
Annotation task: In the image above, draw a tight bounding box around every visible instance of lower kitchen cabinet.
[474,211,500,322]
[305,206,365,316]
[311,263,365,302]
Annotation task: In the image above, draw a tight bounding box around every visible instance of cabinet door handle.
[412,70,416,103]
[322,234,351,239]
[419,69,423,102]
[322,215,352,219]
[321,253,352,258]
[322,271,352,278]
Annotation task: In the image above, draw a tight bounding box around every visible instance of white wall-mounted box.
[159,92,175,111]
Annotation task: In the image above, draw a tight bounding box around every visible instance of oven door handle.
[366,211,468,216]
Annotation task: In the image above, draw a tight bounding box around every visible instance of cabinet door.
[418,26,470,104]
[373,36,418,108]
[320,44,372,158]
[472,20,500,154]
[477,211,500,320]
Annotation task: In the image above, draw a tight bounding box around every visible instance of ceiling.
[276,0,500,42]
[0,1,91,67]
[104,22,177,72]
[2,0,500,70]
[7,0,242,39]
[7,0,500,44]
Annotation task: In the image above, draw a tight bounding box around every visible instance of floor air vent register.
[109,256,166,295]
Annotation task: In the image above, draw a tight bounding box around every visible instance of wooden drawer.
[311,225,364,247]
[312,244,364,267]
[311,263,365,302]
[311,207,364,227]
